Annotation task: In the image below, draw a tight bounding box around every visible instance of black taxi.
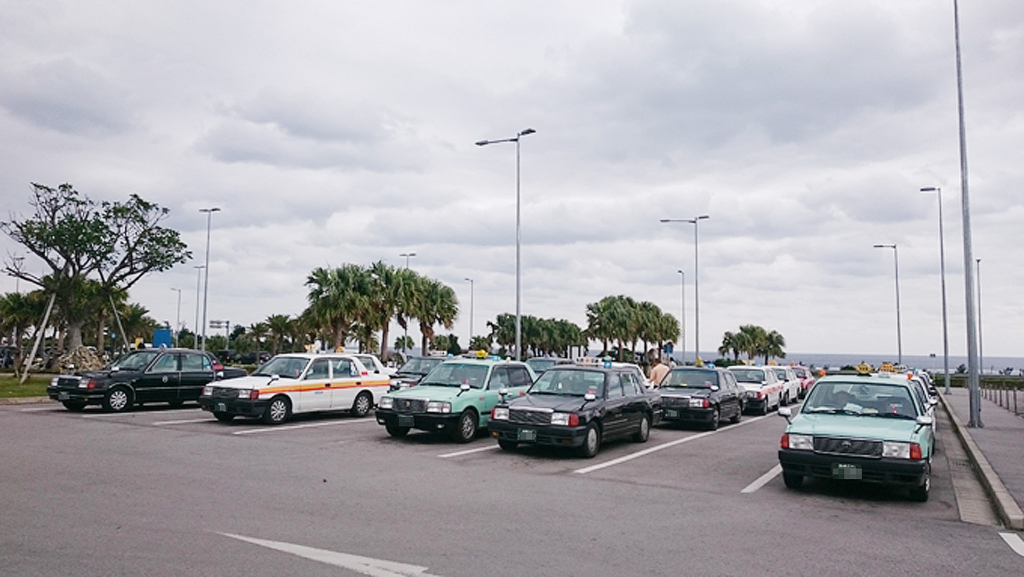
[487,362,662,458]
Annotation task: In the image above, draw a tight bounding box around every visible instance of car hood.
[789,413,920,441]
[213,374,296,389]
[659,388,712,398]
[75,368,137,381]
[387,384,471,401]
[507,393,592,412]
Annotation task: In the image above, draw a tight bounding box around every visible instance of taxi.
[727,365,783,414]
[777,369,934,501]
[198,353,390,424]
[375,355,536,442]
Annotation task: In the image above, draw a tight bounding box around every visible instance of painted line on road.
[1000,532,1024,557]
[82,408,201,418]
[152,418,216,426]
[438,445,500,459]
[574,413,772,475]
[232,418,374,435]
[19,406,59,412]
[741,464,782,494]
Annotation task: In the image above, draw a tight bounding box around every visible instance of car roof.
[815,373,916,389]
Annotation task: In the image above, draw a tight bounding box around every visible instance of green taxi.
[777,372,935,501]
[375,357,536,442]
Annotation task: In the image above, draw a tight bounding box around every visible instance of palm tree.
[764,330,786,363]
[487,313,516,355]
[265,314,294,354]
[118,303,159,349]
[0,290,46,375]
[411,279,458,356]
[304,264,371,350]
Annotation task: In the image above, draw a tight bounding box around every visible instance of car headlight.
[787,433,814,451]
[379,397,394,409]
[426,401,451,414]
[202,385,213,396]
[50,377,59,387]
[492,407,509,420]
[550,412,570,426]
[883,441,911,459]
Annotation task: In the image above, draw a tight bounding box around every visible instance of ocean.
[711,352,1024,375]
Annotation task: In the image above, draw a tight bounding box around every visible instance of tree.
[304,264,371,349]
[412,279,458,356]
[0,290,47,375]
[1,183,190,352]
[721,325,786,364]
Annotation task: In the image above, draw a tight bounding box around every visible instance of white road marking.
[152,418,216,425]
[19,406,59,412]
[82,408,200,418]
[231,418,374,435]
[438,445,500,458]
[741,464,783,494]
[219,532,442,577]
[574,413,771,475]
[1000,532,1024,557]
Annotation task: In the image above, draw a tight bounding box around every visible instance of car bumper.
[744,397,770,412]
[375,409,459,432]
[198,397,268,417]
[778,449,929,487]
[487,420,587,447]
[47,387,105,404]
[661,406,715,424]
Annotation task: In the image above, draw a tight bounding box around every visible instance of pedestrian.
[650,355,670,387]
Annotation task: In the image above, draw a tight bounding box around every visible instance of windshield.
[526,359,558,372]
[772,368,789,380]
[420,363,489,388]
[529,369,605,396]
[803,381,919,419]
[112,351,160,371]
[661,369,718,388]
[729,368,766,383]
[396,357,444,375]
[252,356,310,379]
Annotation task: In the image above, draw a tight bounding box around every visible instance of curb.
[0,396,53,405]
[939,390,1024,530]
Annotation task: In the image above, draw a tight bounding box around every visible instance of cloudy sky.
[2,0,1022,360]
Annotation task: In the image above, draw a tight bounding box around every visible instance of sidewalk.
[940,387,1024,530]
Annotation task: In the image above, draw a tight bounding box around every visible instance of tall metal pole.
[399,253,416,355]
[976,258,983,375]
[873,244,902,365]
[476,128,535,361]
[661,216,708,364]
[921,187,952,394]
[193,264,204,347]
[465,278,474,351]
[677,270,686,364]
[12,256,24,293]
[951,0,981,427]
[199,207,220,352]
[170,287,182,348]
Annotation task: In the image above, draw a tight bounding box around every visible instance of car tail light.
[213,362,224,371]
[569,413,579,426]
[757,391,764,399]
[87,379,97,389]
[702,398,710,408]
[910,443,922,460]
[781,433,790,449]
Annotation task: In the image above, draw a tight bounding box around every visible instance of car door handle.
[325,383,332,388]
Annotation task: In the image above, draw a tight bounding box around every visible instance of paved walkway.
[941,387,1024,530]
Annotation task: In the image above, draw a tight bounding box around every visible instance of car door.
[328,357,362,410]
[621,372,648,432]
[725,371,743,417]
[297,357,332,413]
[135,352,179,403]
[481,367,512,425]
[178,352,215,402]
[601,374,630,439]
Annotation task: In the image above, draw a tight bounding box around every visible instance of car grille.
[814,436,882,458]
[57,376,82,389]
[210,387,240,399]
[394,398,428,413]
[510,408,551,425]
[661,396,689,407]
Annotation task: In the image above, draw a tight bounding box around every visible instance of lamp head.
[475,140,489,146]
[520,128,536,136]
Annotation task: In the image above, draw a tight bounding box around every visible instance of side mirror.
[928,399,938,407]
[458,383,471,395]
[710,385,720,391]
[584,393,596,402]
[778,407,792,424]
[916,415,934,428]
[499,387,509,399]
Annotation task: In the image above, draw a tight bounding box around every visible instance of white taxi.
[727,365,784,414]
[198,353,391,424]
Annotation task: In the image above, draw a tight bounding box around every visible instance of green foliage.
[582,296,676,361]
[719,325,786,363]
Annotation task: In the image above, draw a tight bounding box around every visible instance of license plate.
[215,403,227,412]
[832,463,862,480]
[665,409,678,418]
[398,414,415,427]
[518,428,537,442]
[58,392,70,401]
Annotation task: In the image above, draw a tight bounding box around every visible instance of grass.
[0,374,53,398]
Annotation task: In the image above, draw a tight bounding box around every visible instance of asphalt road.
[2,401,1022,576]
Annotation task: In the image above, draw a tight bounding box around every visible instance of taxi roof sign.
[856,363,873,375]
[879,362,897,373]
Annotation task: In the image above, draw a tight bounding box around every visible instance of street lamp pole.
[921,187,952,394]
[12,256,24,293]
[677,270,686,364]
[976,258,983,375]
[193,264,205,347]
[874,244,903,365]
[465,278,474,351]
[199,207,221,352]
[661,216,709,363]
[399,253,416,355]
[476,128,536,361]
[170,287,182,348]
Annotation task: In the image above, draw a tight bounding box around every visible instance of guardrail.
[980,379,1022,417]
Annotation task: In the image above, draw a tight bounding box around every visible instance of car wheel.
[62,401,86,412]
[213,412,234,423]
[760,399,770,415]
[909,470,930,502]
[577,422,601,458]
[708,407,720,430]
[262,396,290,425]
[452,409,478,443]
[730,404,742,424]
[497,439,518,451]
[168,400,185,409]
[385,423,410,438]
[351,391,373,418]
[633,414,651,442]
[103,387,132,413]
[783,472,804,489]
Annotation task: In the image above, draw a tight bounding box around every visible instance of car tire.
[103,387,133,413]
[62,400,86,412]
[385,423,410,438]
[452,409,478,443]
[708,407,720,430]
[783,472,804,489]
[730,405,742,424]
[633,414,651,442]
[497,439,518,451]
[909,471,930,502]
[577,422,601,458]
[262,396,290,425]
[351,391,373,418]
[168,400,185,409]
[760,400,770,415]
[213,412,234,422]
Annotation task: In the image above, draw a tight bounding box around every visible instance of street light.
[193,264,205,347]
[199,207,221,352]
[661,216,709,363]
[676,270,686,364]
[465,278,474,352]
[12,256,24,293]
[170,287,182,348]
[921,187,951,394]
[399,253,416,355]
[977,258,983,375]
[874,244,902,365]
[400,252,416,269]
[476,127,536,361]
